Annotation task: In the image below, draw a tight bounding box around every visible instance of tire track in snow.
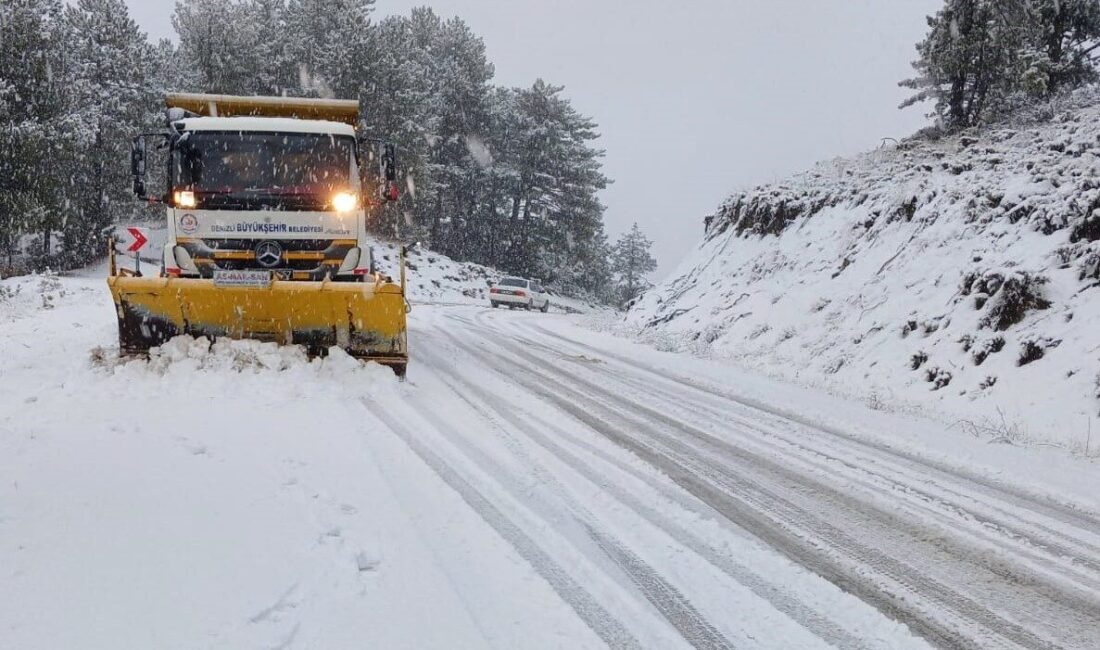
[599,357,1100,592]
[415,339,880,650]
[401,352,738,650]
[437,320,1092,650]
[501,320,1100,596]
[489,333,1100,649]
[359,396,644,650]
[409,387,734,650]
[522,318,1100,535]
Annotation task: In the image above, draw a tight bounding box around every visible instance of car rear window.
[498,278,528,288]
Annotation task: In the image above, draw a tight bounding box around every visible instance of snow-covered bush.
[1078,247,1100,281]
[972,336,1006,366]
[1018,337,1061,367]
[0,283,19,302]
[1070,213,1100,244]
[980,272,1051,331]
[716,192,836,238]
[924,367,953,391]
[960,270,1051,331]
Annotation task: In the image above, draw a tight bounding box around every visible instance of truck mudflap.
[107,276,408,374]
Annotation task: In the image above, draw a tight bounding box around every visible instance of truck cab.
[165,116,370,281]
[136,94,396,283]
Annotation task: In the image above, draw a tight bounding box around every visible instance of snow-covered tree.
[283,0,374,97]
[1020,0,1100,96]
[900,0,1024,129]
[247,0,298,96]
[902,0,1100,130]
[0,0,69,269]
[612,223,657,306]
[58,0,155,266]
[173,0,263,94]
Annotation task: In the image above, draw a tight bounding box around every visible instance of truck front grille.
[178,238,356,280]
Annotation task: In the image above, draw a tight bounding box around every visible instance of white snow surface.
[1,272,602,649]
[629,87,1100,447]
[3,270,1100,648]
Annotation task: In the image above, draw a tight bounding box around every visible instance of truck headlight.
[331,192,358,212]
[174,190,197,208]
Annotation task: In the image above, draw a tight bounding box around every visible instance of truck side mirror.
[131,136,147,198]
[383,143,397,183]
[382,143,400,202]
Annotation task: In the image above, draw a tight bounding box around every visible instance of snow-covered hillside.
[630,88,1100,447]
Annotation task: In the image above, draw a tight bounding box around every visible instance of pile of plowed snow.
[629,87,1100,448]
[0,271,81,323]
[371,240,499,305]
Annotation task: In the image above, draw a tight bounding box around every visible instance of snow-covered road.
[3,272,1099,649]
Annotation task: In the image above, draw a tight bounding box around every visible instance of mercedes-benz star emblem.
[254,240,283,268]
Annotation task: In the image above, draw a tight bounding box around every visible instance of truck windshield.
[173,131,358,209]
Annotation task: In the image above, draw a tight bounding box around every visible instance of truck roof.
[166,93,359,125]
[174,116,357,137]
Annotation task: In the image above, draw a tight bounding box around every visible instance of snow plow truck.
[109,93,409,376]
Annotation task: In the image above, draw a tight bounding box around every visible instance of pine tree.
[486,80,609,286]
[901,0,1100,130]
[612,223,657,306]
[0,0,68,270]
[420,12,494,256]
[149,37,197,94]
[173,0,263,94]
[248,0,298,96]
[283,0,374,97]
[59,0,155,267]
[900,0,1025,130]
[1020,0,1100,96]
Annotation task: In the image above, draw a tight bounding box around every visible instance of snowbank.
[629,87,1100,448]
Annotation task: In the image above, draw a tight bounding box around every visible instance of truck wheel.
[491,302,499,309]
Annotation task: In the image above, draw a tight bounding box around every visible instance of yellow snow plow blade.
[107,276,408,374]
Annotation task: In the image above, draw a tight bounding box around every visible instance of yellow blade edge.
[107,277,407,364]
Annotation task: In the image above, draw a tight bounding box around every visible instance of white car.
[489,277,550,312]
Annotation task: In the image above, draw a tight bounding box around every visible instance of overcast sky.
[126,0,940,277]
